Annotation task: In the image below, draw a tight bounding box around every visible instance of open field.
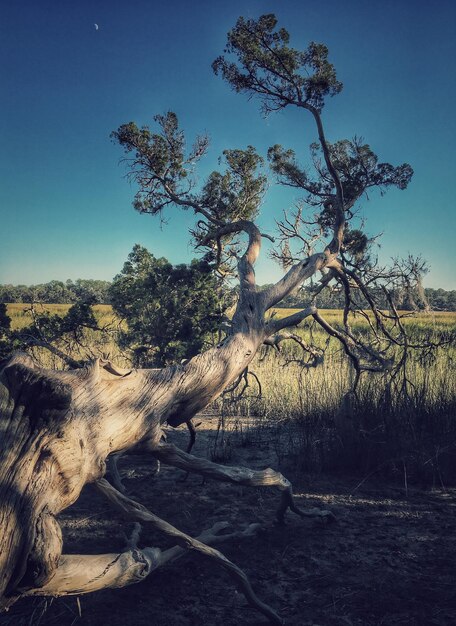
[7,302,456,328]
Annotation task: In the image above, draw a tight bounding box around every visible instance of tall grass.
[214,313,456,485]
[6,304,456,484]
[6,303,127,368]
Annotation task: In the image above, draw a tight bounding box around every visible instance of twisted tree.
[0,14,427,624]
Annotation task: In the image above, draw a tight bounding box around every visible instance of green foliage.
[425,288,456,311]
[67,279,111,304]
[112,113,267,240]
[314,139,413,207]
[269,139,413,219]
[268,138,413,265]
[212,14,342,113]
[213,15,414,269]
[111,112,209,217]
[342,229,369,259]
[200,146,267,223]
[109,245,229,367]
[267,144,317,191]
[114,14,414,275]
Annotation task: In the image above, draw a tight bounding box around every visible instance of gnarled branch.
[95,478,283,625]
[261,253,326,311]
[26,521,262,598]
[265,306,317,336]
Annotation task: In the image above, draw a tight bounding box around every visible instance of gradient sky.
[1,0,455,288]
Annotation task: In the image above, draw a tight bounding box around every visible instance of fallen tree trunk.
[0,332,261,597]
[0,343,330,621]
[0,224,331,622]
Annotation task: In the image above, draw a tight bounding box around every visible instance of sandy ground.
[2,418,456,625]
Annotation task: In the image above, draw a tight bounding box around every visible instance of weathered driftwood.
[0,224,335,623]
[26,518,262,598]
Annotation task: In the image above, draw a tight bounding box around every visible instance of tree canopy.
[109,13,438,394]
[109,244,229,366]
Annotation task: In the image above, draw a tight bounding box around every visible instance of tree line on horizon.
[0,278,111,305]
[1,272,455,311]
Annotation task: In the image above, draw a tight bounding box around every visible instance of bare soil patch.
[2,418,455,625]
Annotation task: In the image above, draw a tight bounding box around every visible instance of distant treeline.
[258,284,456,312]
[0,280,111,304]
[1,280,455,311]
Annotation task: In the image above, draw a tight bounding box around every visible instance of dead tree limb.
[95,479,283,624]
[26,519,262,598]
[149,441,335,524]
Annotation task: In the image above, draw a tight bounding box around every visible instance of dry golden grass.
[7,303,116,330]
[7,303,456,331]
[5,302,456,480]
[271,307,456,328]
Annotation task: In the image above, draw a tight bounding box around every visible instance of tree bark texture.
[0,232,330,622]
[0,333,262,601]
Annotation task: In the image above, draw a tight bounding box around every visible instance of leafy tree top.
[111,113,267,229]
[110,13,429,381]
[212,14,342,113]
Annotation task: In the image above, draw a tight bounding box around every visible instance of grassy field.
[7,302,456,331]
[5,303,125,366]
[5,302,456,484]
[6,303,115,330]
[272,306,456,332]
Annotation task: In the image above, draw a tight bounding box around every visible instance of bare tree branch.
[95,478,283,625]
[265,306,316,335]
[261,253,326,311]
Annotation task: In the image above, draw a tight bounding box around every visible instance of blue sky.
[1,0,455,288]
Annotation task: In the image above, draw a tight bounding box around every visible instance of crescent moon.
[94,23,99,30]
